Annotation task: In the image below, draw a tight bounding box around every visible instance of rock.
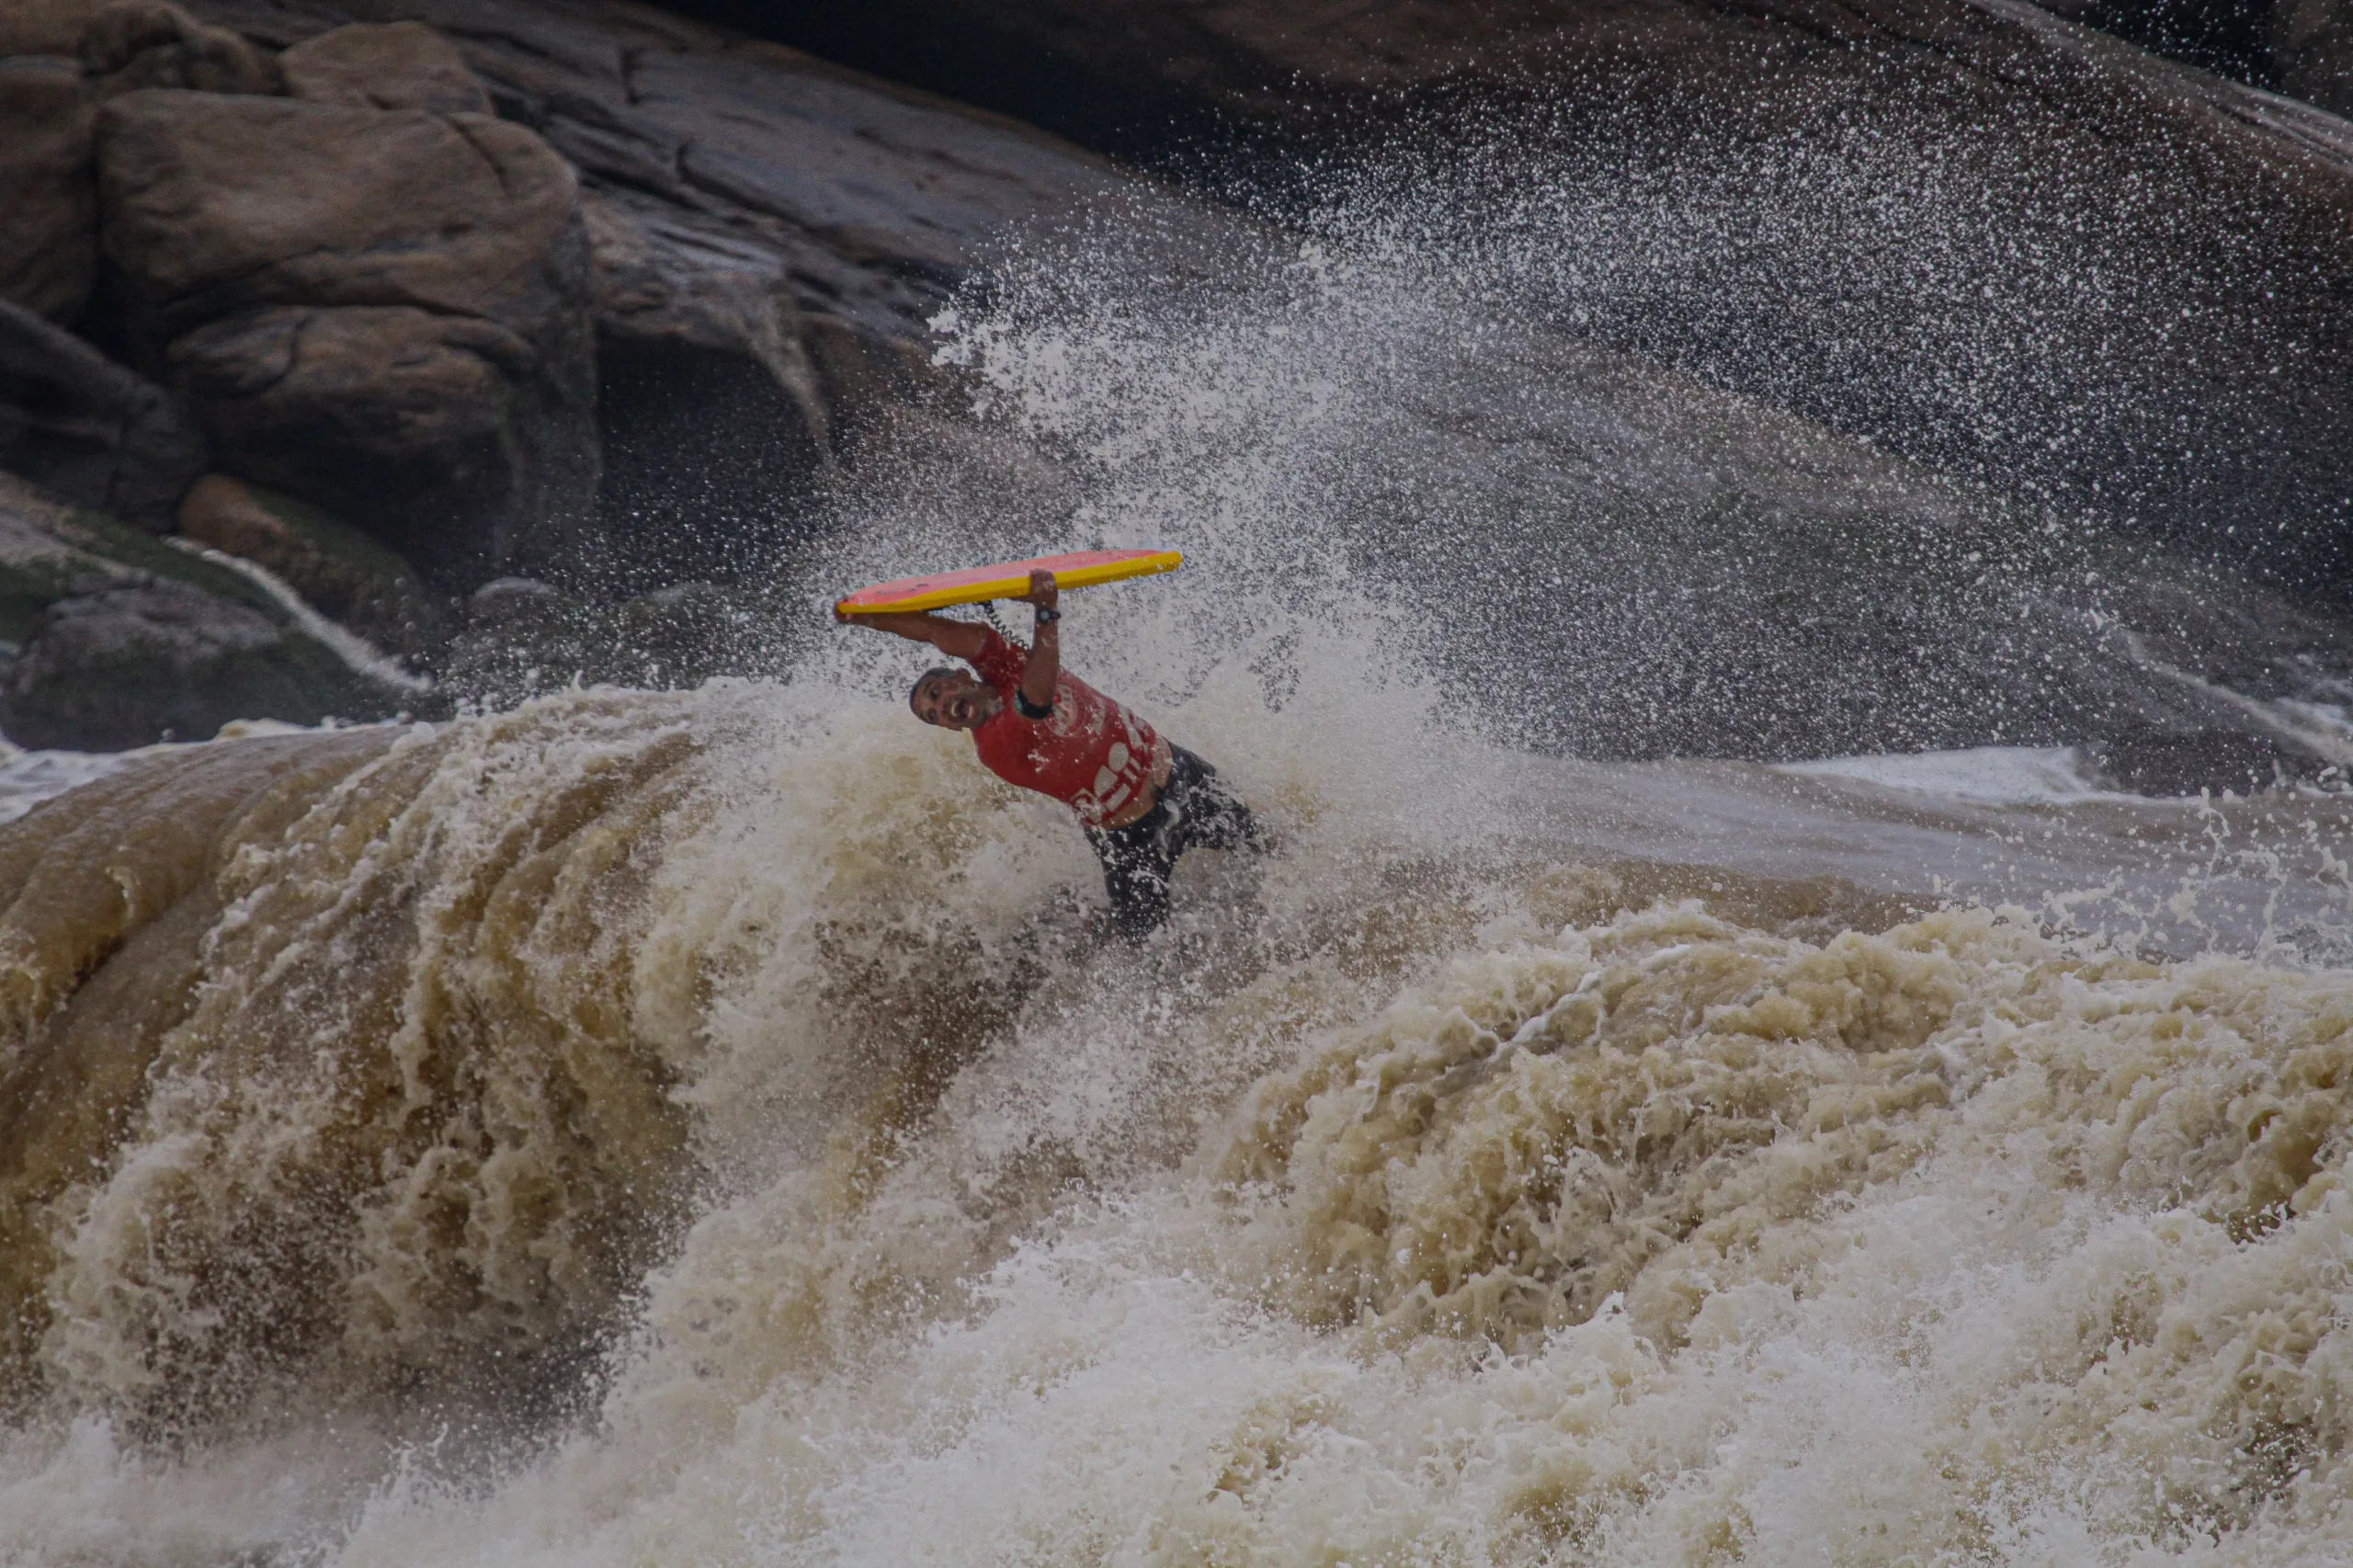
[0,473,102,646]
[0,294,206,529]
[79,0,277,97]
[176,473,443,661]
[578,188,827,446]
[166,303,566,577]
[2089,724,2332,798]
[442,575,784,707]
[96,91,582,342]
[95,87,599,582]
[183,0,1176,344]
[278,20,491,114]
[0,0,109,55]
[0,472,408,748]
[2277,0,2353,119]
[0,573,387,749]
[0,57,97,324]
[0,0,277,326]
[175,0,1228,591]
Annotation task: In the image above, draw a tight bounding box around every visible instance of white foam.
[0,719,352,824]
[0,741,131,824]
[164,539,431,694]
[1775,744,2115,804]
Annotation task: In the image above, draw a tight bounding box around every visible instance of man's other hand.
[1025,569,1059,611]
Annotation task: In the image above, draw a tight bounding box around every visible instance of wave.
[0,666,2343,1563]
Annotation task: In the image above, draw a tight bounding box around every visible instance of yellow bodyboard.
[835,549,1184,615]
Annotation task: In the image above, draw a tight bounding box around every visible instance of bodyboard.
[835,549,1184,615]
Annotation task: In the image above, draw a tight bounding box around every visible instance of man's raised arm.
[835,607,990,662]
[1017,569,1060,717]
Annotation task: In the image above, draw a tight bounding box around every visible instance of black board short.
[1084,745,1260,940]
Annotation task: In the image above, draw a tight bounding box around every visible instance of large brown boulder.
[96,91,582,341]
[0,57,97,324]
[0,0,276,325]
[277,19,489,113]
[95,87,598,582]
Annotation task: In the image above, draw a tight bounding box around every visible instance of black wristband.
[1015,691,1053,720]
[1033,606,1060,625]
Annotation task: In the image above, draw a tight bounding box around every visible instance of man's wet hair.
[910,666,959,716]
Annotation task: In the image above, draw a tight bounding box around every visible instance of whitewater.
[5,155,2353,1568]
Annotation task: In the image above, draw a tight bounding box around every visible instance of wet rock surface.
[176,473,442,663]
[0,472,406,748]
[0,296,206,530]
[3,575,312,750]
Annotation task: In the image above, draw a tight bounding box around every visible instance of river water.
[4,145,2352,1568]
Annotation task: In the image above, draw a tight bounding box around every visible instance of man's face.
[911,670,995,730]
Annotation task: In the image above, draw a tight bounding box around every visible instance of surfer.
[838,569,1259,939]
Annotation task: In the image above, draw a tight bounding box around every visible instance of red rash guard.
[966,630,1165,828]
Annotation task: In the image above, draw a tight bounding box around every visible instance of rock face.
[3,575,335,749]
[0,0,1210,745]
[0,0,2342,782]
[0,56,97,324]
[178,0,1210,592]
[0,471,407,747]
[78,0,277,97]
[95,85,599,582]
[176,473,441,661]
[736,0,2353,612]
[0,0,1223,604]
[276,18,488,113]
[2278,0,2353,117]
[0,295,206,529]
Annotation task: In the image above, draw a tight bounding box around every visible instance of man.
[838,569,1259,939]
